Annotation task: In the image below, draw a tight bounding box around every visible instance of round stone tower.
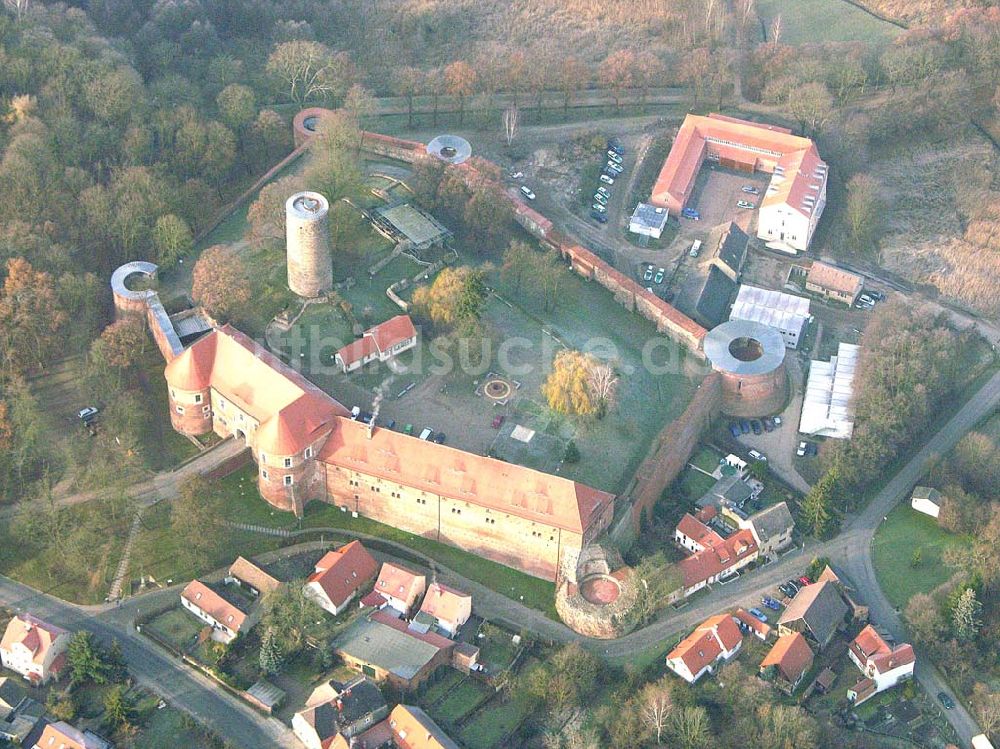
[703,319,788,418]
[286,191,332,298]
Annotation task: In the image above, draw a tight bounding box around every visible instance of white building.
[302,541,378,616]
[730,285,810,349]
[800,342,859,439]
[847,625,915,705]
[414,583,472,638]
[910,487,942,519]
[666,614,743,684]
[180,580,254,644]
[0,614,71,686]
[757,152,828,254]
[335,315,418,374]
[629,203,669,239]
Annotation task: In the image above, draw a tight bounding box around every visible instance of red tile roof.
[375,563,425,606]
[307,541,379,609]
[679,529,758,588]
[733,608,772,639]
[181,580,246,632]
[849,625,915,674]
[336,315,417,368]
[388,704,460,749]
[761,632,814,684]
[807,262,863,297]
[667,613,743,678]
[164,325,348,455]
[676,513,724,548]
[418,583,471,627]
[318,418,614,534]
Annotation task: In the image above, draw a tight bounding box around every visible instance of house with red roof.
[413,583,472,638]
[732,608,772,642]
[30,721,112,749]
[759,633,814,693]
[651,113,827,253]
[846,625,915,705]
[673,513,759,597]
[374,564,426,617]
[303,541,379,616]
[0,614,70,685]
[666,613,743,684]
[180,580,255,644]
[335,315,418,374]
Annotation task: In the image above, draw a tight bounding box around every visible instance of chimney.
[367,390,383,440]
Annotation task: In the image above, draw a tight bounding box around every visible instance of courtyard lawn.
[144,607,202,653]
[431,678,492,723]
[873,504,967,609]
[756,0,901,44]
[456,694,533,749]
[690,445,723,474]
[421,670,465,705]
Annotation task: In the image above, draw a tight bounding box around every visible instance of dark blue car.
[729,422,741,439]
[739,419,751,435]
[590,210,608,224]
[761,596,781,611]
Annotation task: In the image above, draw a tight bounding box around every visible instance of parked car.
[869,290,886,301]
[772,416,782,427]
[737,200,755,210]
[419,428,434,441]
[606,162,623,174]
[742,185,760,194]
[433,432,446,444]
[509,170,524,179]
[762,596,781,611]
[778,583,797,598]
[593,193,608,205]
[859,293,876,305]
[806,442,818,456]
[796,441,808,457]
[591,203,607,213]
[519,185,536,200]
[689,239,702,258]
[643,266,654,282]
[403,424,414,435]
[750,420,762,435]
[78,406,99,422]
[590,210,608,223]
[681,207,701,220]
[762,417,775,432]
[654,268,665,284]
[597,186,610,197]
[739,419,750,435]
[729,422,741,439]
[748,608,769,623]
[607,138,624,155]
[748,449,767,463]
[384,419,396,430]
[798,576,812,586]
[492,413,505,429]
[607,151,623,164]
[599,174,615,185]
[938,692,955,710]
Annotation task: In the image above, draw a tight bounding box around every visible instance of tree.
[394,67,424,128]
[951,587,982,641]
[84,66,144,127]
[910,548,923,568]
[247,175,304,248]
[599,50,638,110]
[266,41,354,106]
[845,174,882,255]
[586,360,619,417]
[46,688,76,722]
[191,244,251,322]
[216,84,257,132]
[556,56,588,115]
[90,319,147,380]
[0,258,68,378]
[103,684,132,728]
[258,627,284,675]
[67,632,110,687]
[635,51,667,108]
[905,592,946,645]
[679,48,713,106]
[800,470,835,537]
[444,61,477,124]
[152,214,194,268]
[170,476,225,567]
[302,110,364,203]
[261,585,324,654]
[748,459,768,481]
[668,706,711,749]
[343,84,377,131]
[503,105,519,147]
[786,81,834,136]
[542,350,617,418]
[463,185,515,255]
[953,432,1000,499]
[641,678,673,744]
[412,266,488,335]
[972,684,1000,739]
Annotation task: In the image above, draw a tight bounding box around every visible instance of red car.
[798,576,812,586]
[492,414,505,429]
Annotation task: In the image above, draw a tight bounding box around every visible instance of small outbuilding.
[910,487,942,519]
[629,203,670,239]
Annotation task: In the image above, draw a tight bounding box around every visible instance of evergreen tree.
[103,684,131,728]
[258,628,284,675]
[67,632,109,686]
[801,471,836,537]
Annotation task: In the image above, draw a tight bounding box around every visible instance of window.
[260,453,267,465]
[283,475,293,486]
[304,446,314,459]
[202,405,211,413]
[171,389,176,398]
[283,458,292,468]
[194,394,202,404]
[261,469,268,479]
[175,405,185,415]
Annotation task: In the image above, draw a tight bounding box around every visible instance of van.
[419,428,434,441]
[689,240,702,258]
[748,449,767,463]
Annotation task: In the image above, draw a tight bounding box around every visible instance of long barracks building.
[164,325,615,581]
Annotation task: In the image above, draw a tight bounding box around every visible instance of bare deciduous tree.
[266,41,354,106]
[587,360,619,416]
[771,14,783,44]
[641,680,673,744]
[972,684,1000,738]
[503,105,519,146]
[4,0,30,21]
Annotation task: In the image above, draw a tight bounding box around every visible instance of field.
[872,504,967,608]
[144,607,203,653]
[755,0,901,43]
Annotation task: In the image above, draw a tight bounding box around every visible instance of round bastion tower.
[286,191,332,298]
[703,319,788,418]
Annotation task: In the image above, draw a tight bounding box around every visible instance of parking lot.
[683,165,770,229]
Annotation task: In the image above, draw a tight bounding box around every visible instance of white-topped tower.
[286,191,331,298]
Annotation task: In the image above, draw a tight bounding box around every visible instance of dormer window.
[304,446,314,459]
[284,457,292,468]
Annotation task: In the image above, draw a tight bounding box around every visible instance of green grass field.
[873,504,967,608]
[457,694,533,749]
[432,678,492,723]
[756,0,901,43]
[145,607,203,653]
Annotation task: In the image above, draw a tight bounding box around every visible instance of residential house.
[303,541,379,616]
[732,608,772,642]
[180,580,256,644]
[412,583,472,638]
[759,633,814,693]
[777,580,848,650]
[386,704,460,749]
[805,262,863,305]
[335,315,418,373]
[911,487,942,519]
[373,563,426,617]
[666,614,743,684]
[743,502,795,556]
[30,721,112,749]
[816,565,869,624]
[0,614,70,685]
[292,675,388,749]
[333,609,455,691]
[226,557,283,599]
[846,625,915,705]
[0,677,43,744]
[674,513,759,597]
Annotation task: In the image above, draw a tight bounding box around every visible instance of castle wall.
[167,385,213,436]
[717,363,788,418]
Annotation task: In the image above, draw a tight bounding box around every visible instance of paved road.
[0,575,296,749]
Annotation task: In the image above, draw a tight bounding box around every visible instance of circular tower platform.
[111,261,158,320]
[426,135,472,165]
[704,319,788,417]
[286,191,332,299]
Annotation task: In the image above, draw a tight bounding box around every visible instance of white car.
[748,449,767,463]
[599,174,615,185]
[519,185,536,200]
[607,151,623,164]
[419,428,434,441]
[796,441,807,457]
